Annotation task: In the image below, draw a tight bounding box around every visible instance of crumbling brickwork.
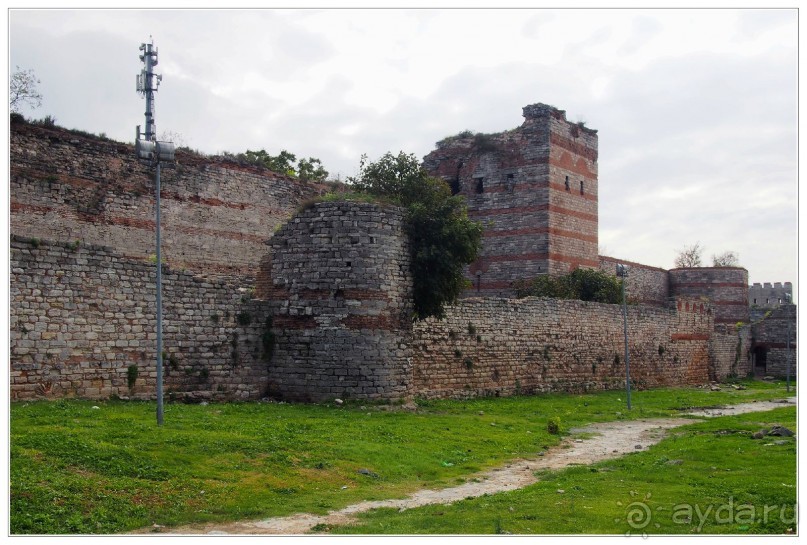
[10,235,271,401]
[260,202,414,401]
[423,103,598,295]
[10,123,320,280]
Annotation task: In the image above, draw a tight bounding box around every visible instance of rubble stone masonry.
[259,202,414,401]
[412,296,714,399]
[10,235,271,401]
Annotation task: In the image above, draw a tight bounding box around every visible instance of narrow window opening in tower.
[475,178,484,194]
[506,173,515,192]
[580,180,585,195]
[450,178,460,195]
[565,175,570,191]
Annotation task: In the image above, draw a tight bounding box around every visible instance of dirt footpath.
[144,398,795,535]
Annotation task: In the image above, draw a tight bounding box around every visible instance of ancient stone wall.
[708,323,752,381]
[412,296,713,399]
[751,304,797,378]
[669,267,750,326]
[598,256,669,307]
[749,281,793,321]
[10,235,271,401]
[10,123,320,280]
[260,202,413,401]
[423,103,598,295]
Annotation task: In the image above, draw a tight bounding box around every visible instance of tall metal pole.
[136,38,173,426]
[155,161,164,425]
[618,264,631,410]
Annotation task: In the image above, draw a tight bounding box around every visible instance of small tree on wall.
[712,251,740,267]
[674,242,704,268]
[348,152,483,320]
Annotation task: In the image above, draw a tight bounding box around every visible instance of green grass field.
[10,379,794,534]
[329,407,796,534]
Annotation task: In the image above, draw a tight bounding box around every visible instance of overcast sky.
[7,7,799,301]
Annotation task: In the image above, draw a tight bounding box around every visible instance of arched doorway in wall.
[753,346,768,377]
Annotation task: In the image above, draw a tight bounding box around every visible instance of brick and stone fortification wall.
[751,304,797,378]
[412,296,713,399]
[423,103,598,295]
[709,323,752,381]
[10,235,272,401]
[669,268,750,326]
[259,202,413,402]
[749,281,793,321]
[10,123,320,280]
[598,256,669,307]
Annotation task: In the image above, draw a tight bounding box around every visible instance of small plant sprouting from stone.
[614,354,620,365]
[199,368,210,382]
[236,312,252,326]
[30,237,40,249]
[210,314,219,324]
[68,239,80,251]
[448,330,457,340]
[658,344,666,356]
[547,416,561,435]
[467,322,476,336]
[168,353,179,370]
[127,364,138,390]
[476,334,482,343]
[543,345,551,361]
[515,378,521,395]
[464,357,473,370]
[454,348,463,358]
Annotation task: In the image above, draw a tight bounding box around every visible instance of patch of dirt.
[137,397,796,535]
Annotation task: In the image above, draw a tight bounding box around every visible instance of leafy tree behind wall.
[348,152,483,320]
[513,268,623,304]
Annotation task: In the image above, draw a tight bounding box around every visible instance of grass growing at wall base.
[10,379,792,534]
[331,407,796,535]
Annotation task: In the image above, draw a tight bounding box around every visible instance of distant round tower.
[669,267,750,326]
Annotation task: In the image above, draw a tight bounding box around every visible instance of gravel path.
[141,397,795,535]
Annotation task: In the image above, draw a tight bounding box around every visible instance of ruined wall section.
[669,268,750,326]
[412,296,712,399]
[709,324,752,381]
[423,103,598,295]
[261,202,413,401]
[751,304,797,378]
[10,236,271,401]
[10,123,320,280]
[598,256,670,307]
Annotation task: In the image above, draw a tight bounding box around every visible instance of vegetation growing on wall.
[348,151,483,320]
[513,268,623,304]
[221,148,329,182]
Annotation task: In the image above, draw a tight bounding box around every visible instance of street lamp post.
[785,293,792,393]
[616,264,631,410]
[136,38,175,426]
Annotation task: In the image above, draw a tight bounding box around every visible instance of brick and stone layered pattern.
[10,235,271,401]
[423,103,598,295]
[412,296,713,399]
[751,304,797,378]
[260,202,414,401]
[10,123,321,280]
[669,268,750,326]
[749,281,793,321]
[598,256,670,307]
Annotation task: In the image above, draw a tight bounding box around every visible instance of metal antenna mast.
[136,38,175,426]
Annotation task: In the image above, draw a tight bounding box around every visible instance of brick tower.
[423,103,599,295]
